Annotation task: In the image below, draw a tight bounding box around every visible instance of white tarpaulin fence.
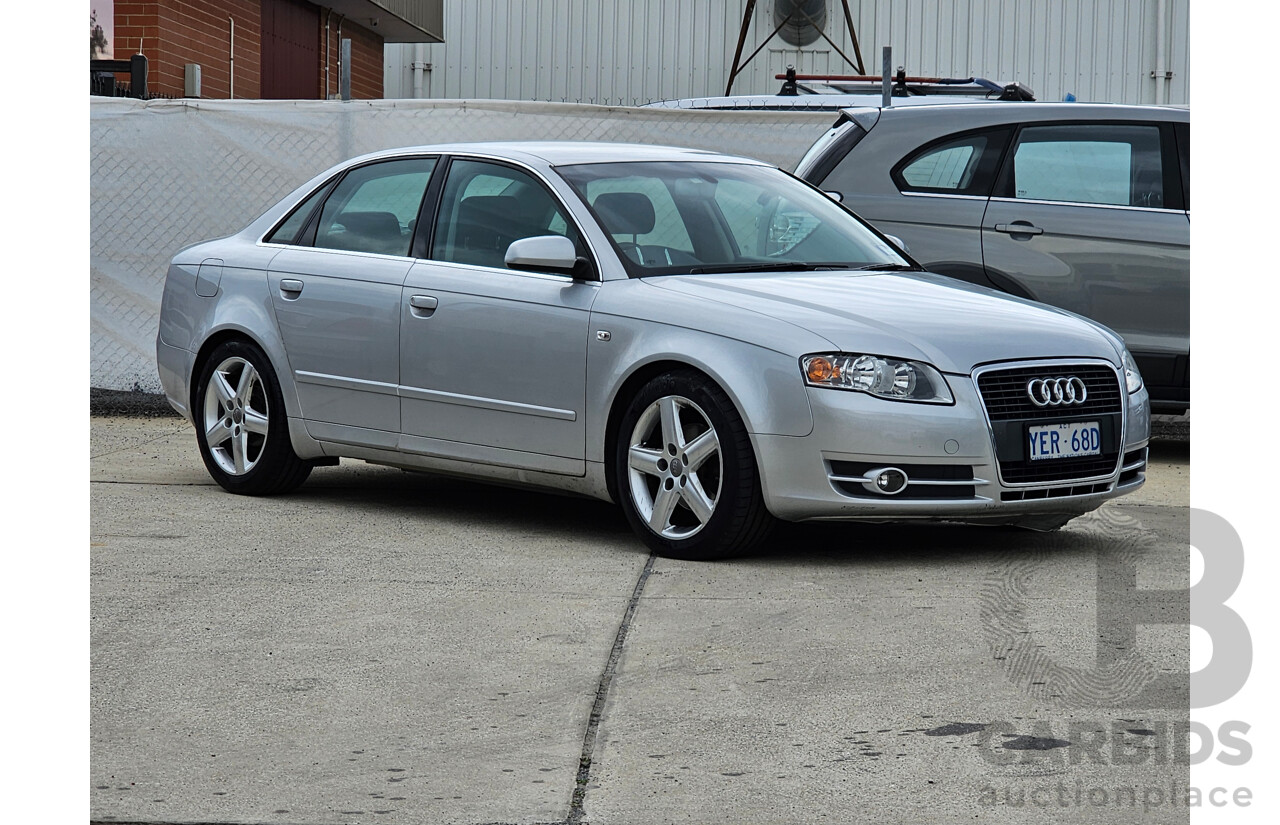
[90,97,832,392]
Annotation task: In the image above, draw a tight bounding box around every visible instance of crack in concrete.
[90,426,191,460]
[566,551,657,824]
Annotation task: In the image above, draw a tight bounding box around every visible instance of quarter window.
[900,135,988,191]
[265,182,330,245]
[1006,124,1164,207]
[312,157,437,256]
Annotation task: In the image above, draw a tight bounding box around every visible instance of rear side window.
[1002,124,1164,208]
[313,157,437,256]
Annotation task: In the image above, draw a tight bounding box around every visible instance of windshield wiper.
[851,263,921,271]
[686,262,856,274]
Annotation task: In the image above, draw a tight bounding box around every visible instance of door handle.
[279,279,304,298]
[994,222,1044,236]
[409,294,438,317]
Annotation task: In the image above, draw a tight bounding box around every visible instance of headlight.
[801,353,954,404]
[1122,349,1144,394]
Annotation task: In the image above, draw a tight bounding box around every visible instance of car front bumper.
[754,367,1149,525]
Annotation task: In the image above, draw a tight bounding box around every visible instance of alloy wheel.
[202,356,270,475]
[626,395,723,539]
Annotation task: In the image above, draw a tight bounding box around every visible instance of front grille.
[1000,454,1118,483]
[976,362,1125,485]
[1001,482,1112,501]
[976,364,1123,422]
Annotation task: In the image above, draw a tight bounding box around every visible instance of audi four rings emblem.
[1026,376,1088,407]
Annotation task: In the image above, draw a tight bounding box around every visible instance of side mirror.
[824,190,844,203]
[883,234,910,254]
[505,235,587,277]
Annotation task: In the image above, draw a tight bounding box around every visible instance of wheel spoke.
[205,418,233,448]
[628,445,664,476]
[236,363,259,406]
[232,430,249,473]
[648,484,680,533]
[659,396,684,449]
[682,477,716,525]
[211,371,236,406]
[683,429,718,471]
[243,408,269,436]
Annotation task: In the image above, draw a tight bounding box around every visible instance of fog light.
[872,467,908,495]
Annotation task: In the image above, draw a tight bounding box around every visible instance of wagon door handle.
[994,222,1044,236]
[409,294,438,317]
[279,279,304,298]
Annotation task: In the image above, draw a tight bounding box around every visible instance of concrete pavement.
[91,417,1189,824]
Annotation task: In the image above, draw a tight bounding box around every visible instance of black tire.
[193,339,311,495]
[613,370,774,560]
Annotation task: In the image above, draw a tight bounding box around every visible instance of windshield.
[557,161,911,277]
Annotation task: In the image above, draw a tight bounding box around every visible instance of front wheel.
[193,339,311,495]
[614,371,773,560]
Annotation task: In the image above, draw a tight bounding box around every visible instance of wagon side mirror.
[884,234,910,254]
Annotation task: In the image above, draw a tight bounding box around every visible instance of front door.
[980,122,1189,400]
[397,158,598,474]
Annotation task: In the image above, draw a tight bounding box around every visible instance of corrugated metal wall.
[385,0,1189,105]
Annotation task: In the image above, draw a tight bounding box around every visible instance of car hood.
[642,270,1120,373]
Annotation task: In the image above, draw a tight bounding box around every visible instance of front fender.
[585,316,816,465]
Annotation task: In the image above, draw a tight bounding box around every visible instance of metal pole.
[228,17,235,99]
[725,0,757,96]
[838,0,865,74]
[340,38,352,100]
[881,46,891,108]
[1154,0,1167,104]
[412,43,425,98]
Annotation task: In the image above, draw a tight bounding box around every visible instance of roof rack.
[776,66,1035,101]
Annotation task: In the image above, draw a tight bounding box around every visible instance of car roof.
[344,141,770,168]
[645,94,1001,111]
[837,100,1190,125]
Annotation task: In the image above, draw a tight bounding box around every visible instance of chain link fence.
[90,97,832,397]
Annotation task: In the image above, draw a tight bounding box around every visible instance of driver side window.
[431,160,584,270]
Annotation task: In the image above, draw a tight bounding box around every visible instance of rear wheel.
[614,371,773,559]
[193,339,311,495]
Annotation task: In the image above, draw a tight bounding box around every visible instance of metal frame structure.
[725,0,866,95]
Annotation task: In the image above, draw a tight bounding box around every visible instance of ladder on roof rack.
[776,67,1036,101]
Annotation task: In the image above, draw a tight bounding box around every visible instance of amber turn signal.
[805,356,840,383]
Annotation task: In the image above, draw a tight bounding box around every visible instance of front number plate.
[1027,421,1101,461]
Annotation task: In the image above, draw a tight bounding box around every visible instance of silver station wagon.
[157,142,1150,559]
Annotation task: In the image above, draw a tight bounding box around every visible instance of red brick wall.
[318,14,384,100]
[111,1,384,100]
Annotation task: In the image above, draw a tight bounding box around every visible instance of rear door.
[824,126,1011,287]
[267,156,437,441]
[980,122,1189,404]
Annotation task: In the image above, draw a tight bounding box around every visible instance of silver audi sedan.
[156,142,1150,560]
